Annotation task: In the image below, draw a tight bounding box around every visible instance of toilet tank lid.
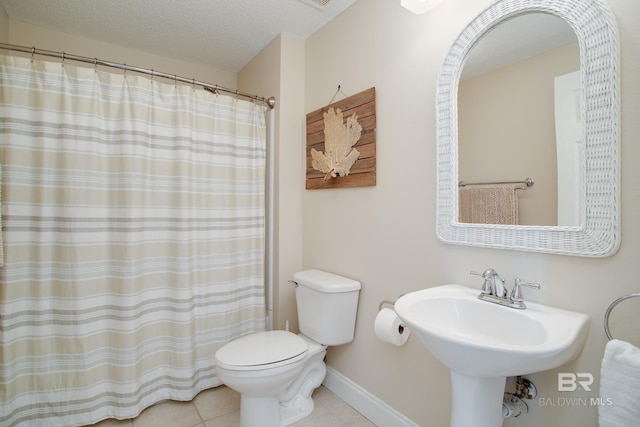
[293,269,361,293]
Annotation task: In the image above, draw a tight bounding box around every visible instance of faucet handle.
[470,269,502,296]
[470,270,491,295]
[470,270,484,278]
[470,269,499,278]
[510,278,541,303]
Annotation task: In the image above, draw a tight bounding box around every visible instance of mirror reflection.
[457,13,579,226]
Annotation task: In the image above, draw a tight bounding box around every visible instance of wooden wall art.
[306,87,376,189]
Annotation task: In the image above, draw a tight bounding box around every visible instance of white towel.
[599,339,640,427]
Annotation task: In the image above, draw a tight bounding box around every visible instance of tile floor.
[89,385,376,427]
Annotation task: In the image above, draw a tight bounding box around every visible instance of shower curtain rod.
[0,43,276,109]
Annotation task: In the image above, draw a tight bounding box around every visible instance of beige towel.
[459,184,519,225]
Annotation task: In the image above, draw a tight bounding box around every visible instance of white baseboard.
[322,367,420,427]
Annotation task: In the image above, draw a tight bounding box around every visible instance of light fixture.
[400,0,444,14]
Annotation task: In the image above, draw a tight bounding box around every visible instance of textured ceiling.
[0,0,357,72]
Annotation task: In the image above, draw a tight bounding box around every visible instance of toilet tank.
[293,269,361,346]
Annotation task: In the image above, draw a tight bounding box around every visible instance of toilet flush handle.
[288,280,299,288]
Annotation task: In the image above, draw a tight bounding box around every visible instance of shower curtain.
[0,55,267,426]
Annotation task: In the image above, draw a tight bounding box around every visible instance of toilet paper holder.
[376,295,409,340]
[378,295,405,312]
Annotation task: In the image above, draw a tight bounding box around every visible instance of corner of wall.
[238,33,306,332]
[274,33,305,332]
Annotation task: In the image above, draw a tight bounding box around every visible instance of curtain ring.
[94,57,98,71]
[61,51,65,67]
[30,47,35,63]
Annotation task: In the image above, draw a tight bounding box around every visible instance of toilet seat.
[215,330,308,371]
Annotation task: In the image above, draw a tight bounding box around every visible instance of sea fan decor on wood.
[305,87,376,189]
[311,107,362,181]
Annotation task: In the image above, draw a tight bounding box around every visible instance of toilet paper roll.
[374,307,410,346]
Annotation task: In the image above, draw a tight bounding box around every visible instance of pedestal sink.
[394,284,589,427]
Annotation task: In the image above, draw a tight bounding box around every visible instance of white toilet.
[214,269,361,427]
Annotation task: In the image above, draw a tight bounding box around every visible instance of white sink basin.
[394,284,589,377]
[394,284,589,427]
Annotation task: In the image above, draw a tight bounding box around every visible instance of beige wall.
[6,21,236,89]
[459,42,579,226]
[3,1,639,426]
[304,0,639,426]
[0,6,8,42]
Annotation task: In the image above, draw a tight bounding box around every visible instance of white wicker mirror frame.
[435,0,620,257]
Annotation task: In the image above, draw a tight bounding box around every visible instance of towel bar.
[604,293,640,340]
[458,178,534,189]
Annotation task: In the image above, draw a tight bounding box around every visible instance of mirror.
[458,13,579,226]
[435,0,620,256]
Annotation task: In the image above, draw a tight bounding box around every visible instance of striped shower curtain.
[0,55,267,426]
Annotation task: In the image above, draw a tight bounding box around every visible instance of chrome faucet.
[470,270,540,309]
[471,269,506,298]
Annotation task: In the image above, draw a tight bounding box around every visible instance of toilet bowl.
[214,269,361,427]
[215,331,309,427]
[279,334,328,425]
[215,331,328,427]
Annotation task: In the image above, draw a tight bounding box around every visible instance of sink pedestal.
[393,285,590,427]
[449,372,506,427]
